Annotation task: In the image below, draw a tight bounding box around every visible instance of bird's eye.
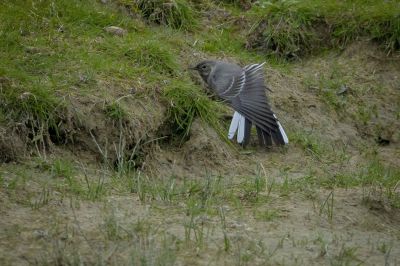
[202,65,207,69]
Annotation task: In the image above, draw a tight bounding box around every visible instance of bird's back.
[208,61,243,97]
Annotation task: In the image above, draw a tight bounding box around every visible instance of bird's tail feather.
[256,126,272,146]
[228,111,242,140]
[273,114,288,145]
[255,114,288,146]
[228,111,251,146]
[229,111,288,146]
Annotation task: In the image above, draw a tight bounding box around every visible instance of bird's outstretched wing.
[222,63,289,146]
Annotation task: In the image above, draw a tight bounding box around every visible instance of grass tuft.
[104,102,127,120]
[162,79,225,141]
[360,159,400,208]
[0,79,62,144]
[120,0,197,30]
[247,0,400,59]
[289,130,324,157]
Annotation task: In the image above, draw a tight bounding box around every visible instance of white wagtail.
[190,60,288,147]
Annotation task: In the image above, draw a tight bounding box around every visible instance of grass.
[30,185,52,210]
[360,160,400,208]
[119,0,197,30]
[318,190,334,222]
[289,129,325,158]
[32,158,107,200]
[1,153,399,264]
[163,79,225,141]
[124,40,179,75]
[0,0,138,154]
[254,209,280,222]
[330,245,362,266]
[104,102,127,120]
[247,0,400,59]
[281,157,400,209]
[304,68,349,112]
[0,0,227,162]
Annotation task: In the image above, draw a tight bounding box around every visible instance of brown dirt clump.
[147,118,243,178]
[0,125,26,163]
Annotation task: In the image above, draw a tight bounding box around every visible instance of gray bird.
[190,60,288,147]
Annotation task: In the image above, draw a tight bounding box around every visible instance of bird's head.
[189,60,216,82]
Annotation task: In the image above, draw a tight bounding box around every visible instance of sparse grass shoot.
[330,245,361,266]
[254,209,280,222]
[318,190,334,222]
[51,159,74,179]
[304,67,349,111]
[289,130,324,158]
[30,185,52,210]
[104,102,127,120]
[360,159,400,208]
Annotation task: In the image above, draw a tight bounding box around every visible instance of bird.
[190,60,288,147]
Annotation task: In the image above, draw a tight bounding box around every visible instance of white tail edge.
[237,113,245,143]
[228,111,241,139]
[273,114,289,144]
[228,111,245,143]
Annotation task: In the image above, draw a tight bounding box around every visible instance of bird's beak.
[188,66,198,71]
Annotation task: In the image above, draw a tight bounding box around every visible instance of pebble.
[104,26,127,37]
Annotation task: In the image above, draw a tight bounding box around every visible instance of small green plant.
[183,208,206,249]
[218,206,230,252]
[51,159,87,197]
[104,102,127,120]
[279,176,291,197]
[84,172,106,201]
[313,234,329,258]
[323,173,358,189]
[30,185,52,210]
[241,172,267,202]
[304,66,349,111]
[254,172,266,197]
[129,227,178,266]
[360,159,400,208]
[289,130,324,158]
[330,245,361,266]
[64,176,84,196]
[319,190,334,222]
[134,172,148,202]
[356,105,374,125]
[132,174,181,203]
[103,211,123,240]
[156,176,178,202]
[377,242,391,254]
[51,159,74,179]
[254,209,279,222]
